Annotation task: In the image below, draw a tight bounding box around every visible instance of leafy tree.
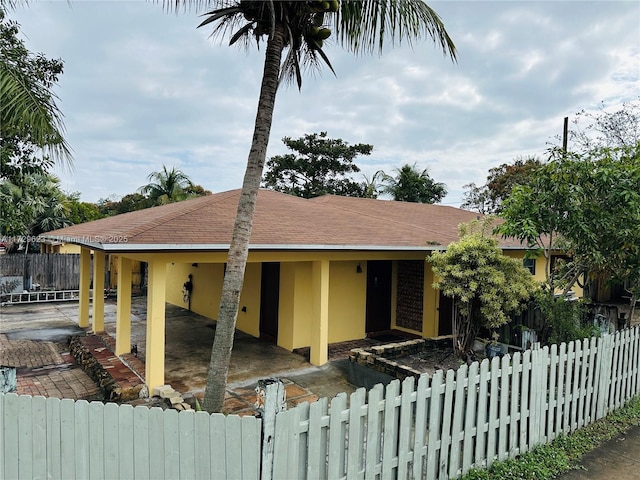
[263,131,373,198]
[0,172,71,237]
[381,163,447,203]
[430,219,538,358]
[0,7,71,182]
[97,193,152,217]
[138,165,197,205]
[461,156,542,214]
[562,98,639,154]
[168,0,456,412]
[65,192,104,225]
[499,144,640,318]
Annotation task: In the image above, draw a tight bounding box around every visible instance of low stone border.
[69,335,147,402]
[349,338,426,381]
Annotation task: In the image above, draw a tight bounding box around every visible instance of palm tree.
[382,163,447,203]
[168,0,456,412]
[138,165,194,205]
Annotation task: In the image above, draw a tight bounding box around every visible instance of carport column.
[310,260,329,366]
[92,251,106,333]
[78,248,91,328]
[115,256,132,355]
[145,260,166,391]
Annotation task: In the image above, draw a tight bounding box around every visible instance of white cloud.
[9,1,640,207]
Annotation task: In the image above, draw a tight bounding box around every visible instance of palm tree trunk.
[203,25,286,413]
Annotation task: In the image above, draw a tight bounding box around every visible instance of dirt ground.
[391,338,467,376]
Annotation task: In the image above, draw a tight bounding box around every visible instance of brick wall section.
[395,260,424,331]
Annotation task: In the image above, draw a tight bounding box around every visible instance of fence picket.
[397,377,415,479]
[88,401,105,480]
[513,351,525,456]
[474,360,489,468]
[365,385,383,480]
[103,402,120,480]
[194,411,212,480]
[224,414,243,480]
[60,398,75,480]
[241,415,261,480]
[382,380,400,480]
[584,338,597,427]
[438,369,456,478]
[426,371,444,480]
[118,404,135,479]
[486,357,500,468]
[45,397,62,480]
[347,388,366,479]
[449,364,467,477]
[462,362,479,475]
[412,374,430,479]
[74,400,90,479]
[210,414,227,478]
[31,395,47,479]
[134,405,151,480]
[328,393,347,479]
[163,409,180,479]
[308,397,329,479]
[148,407,166,480]
[497,355,510,462]
[546,344,558,442]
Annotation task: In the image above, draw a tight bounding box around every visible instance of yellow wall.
[328,260,367,343]
[108,255,142,289]
[237,263,262,337]
[165,261,262,336]
[503,250,584,298]
[278,262,313,350]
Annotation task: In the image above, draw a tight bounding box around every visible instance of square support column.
[115,256,132,355]
[145,260,166,391]
[92,251,106,333]
[78,248,91,328]
[310,260,330,366]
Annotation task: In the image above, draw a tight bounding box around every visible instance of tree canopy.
[430,219,539,357]
[381,163,447,203]
[262,131,373,198]
[499,144,640,313]
[461,156,542,214]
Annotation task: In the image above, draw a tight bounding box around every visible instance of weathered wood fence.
[0,254,82,290]
[2,327,639,479]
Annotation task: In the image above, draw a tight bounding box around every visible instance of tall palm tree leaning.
[167,0,456,412]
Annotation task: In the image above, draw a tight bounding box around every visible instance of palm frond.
[337,0,456,60]
[0,56,73,164]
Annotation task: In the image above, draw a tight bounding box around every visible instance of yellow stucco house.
[42,189,547,391]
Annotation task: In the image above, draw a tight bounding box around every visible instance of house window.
[523,258,536,275]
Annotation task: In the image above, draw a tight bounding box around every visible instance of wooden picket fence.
[1,327,639,479]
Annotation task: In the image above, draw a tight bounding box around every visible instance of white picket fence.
[2,327,639,480]
[271,327,640,479]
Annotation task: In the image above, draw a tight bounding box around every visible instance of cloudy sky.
[10,1,640,206]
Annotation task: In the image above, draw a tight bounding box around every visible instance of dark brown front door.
[438,291,453,336]
[260,262,280,343]
[366,260,392,334]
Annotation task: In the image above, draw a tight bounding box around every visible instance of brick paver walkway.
[1,334,101,400]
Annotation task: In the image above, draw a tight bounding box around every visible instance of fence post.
[256,378,286,480]
[0,366,17,393]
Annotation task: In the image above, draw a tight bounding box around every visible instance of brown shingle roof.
[42,189,524,252]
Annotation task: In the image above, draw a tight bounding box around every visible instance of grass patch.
[460,395,640,480]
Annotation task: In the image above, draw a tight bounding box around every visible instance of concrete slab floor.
[1,298,359,405]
